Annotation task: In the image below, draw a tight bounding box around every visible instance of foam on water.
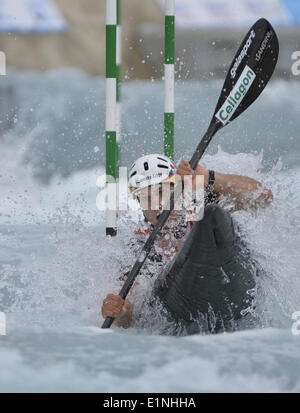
[0,69,299,392]
[1,327,300,392]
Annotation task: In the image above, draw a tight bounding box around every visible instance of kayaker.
[101,154,273,331]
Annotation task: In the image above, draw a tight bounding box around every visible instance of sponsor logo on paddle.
[291,311,300,336]
[0,312,6,335]
[230,30,255,79]
[255,30,273,62]
[291,51,300,76]
[215,65,256,126]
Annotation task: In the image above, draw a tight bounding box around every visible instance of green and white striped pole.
[164,0,175,159]
[116,0,121,168]
[106,0,118,236]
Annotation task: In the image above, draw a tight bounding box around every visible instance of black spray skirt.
[152,205,258,335]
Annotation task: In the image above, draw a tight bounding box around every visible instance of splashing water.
[0,69,299,392]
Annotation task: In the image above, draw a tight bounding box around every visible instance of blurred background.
[0,0,299,79]
[0,0,299,185]
[0,0,163,79]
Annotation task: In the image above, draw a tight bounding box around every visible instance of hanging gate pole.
[116,0,121,174]
[164,0,175,159]
[106,0,118,236]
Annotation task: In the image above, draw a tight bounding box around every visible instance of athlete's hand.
[101,294,132,320]
[176,160,209,187]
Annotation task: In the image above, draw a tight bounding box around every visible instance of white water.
[0,69,299,392]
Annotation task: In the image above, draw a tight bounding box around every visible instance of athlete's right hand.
[101,294,132,319]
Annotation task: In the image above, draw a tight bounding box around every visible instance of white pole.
[106,0,118,236]
[164,0,175,159]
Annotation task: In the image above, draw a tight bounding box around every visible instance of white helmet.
[128,154,177,197]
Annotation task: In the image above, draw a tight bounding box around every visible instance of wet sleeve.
[205,187,220,206]
[118,236,165,282]
[118,236,146,281]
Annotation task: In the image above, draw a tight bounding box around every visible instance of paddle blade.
[213,18,279,128]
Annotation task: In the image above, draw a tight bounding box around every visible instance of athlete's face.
[138,183,175,225]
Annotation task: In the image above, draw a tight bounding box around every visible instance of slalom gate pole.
[106,0,118,236]
[164,0,175,159]
[116,0,121,174]
[105,0,174,235]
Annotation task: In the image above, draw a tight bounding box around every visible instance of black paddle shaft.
[102,18,279,329]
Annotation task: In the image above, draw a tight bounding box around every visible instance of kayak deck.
[153,205,257,334]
